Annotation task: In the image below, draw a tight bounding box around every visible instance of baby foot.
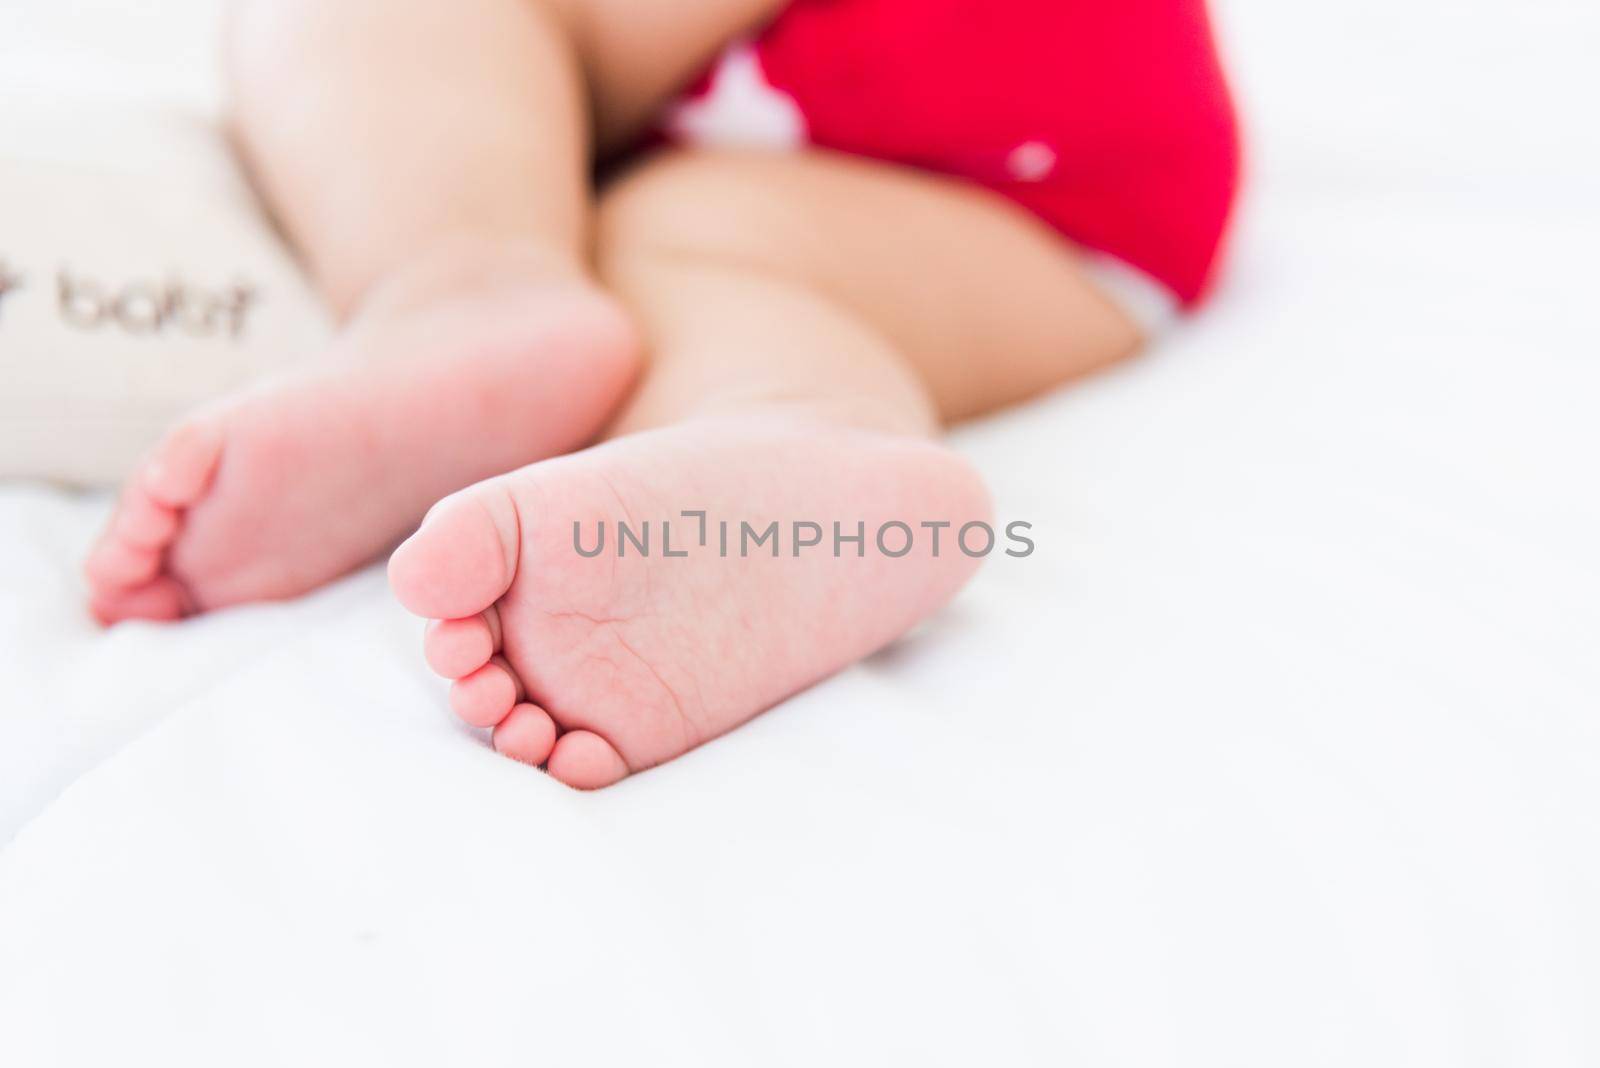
[85,257,638,623]
[387,414,992,788]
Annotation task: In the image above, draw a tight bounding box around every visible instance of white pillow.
[0,97,328,487]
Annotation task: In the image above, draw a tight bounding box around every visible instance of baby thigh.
[595,148,1145,426]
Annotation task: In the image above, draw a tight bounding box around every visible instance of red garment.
[666,0,1241,307]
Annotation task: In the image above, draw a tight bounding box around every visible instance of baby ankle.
[354,235,592,320]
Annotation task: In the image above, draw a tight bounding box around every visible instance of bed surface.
[3,1,1598,1064]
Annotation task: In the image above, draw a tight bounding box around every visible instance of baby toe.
[449,656,524,729]
[424,613,497,679]
[141,419,224,508]
[388,486,520,621]
[111,487,180,550]
[546,730,630,790]
[492,703,559,767]
[90,575,191,625]
[84,536,161,591]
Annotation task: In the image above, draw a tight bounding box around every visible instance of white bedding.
[2,1,1598,1065]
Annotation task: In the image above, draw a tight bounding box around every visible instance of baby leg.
[86,0,784,622]
[228,0,787,313]
[390,149,1141,787]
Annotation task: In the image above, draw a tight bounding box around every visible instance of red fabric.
[743,0,1241,306]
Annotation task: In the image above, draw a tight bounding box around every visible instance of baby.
[83,0,1238,787]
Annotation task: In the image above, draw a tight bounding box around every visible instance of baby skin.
[86,0,1140,787]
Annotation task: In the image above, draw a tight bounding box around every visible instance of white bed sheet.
[3,1,1598,1065]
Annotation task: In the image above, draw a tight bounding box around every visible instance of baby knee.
[596,152,801,277]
